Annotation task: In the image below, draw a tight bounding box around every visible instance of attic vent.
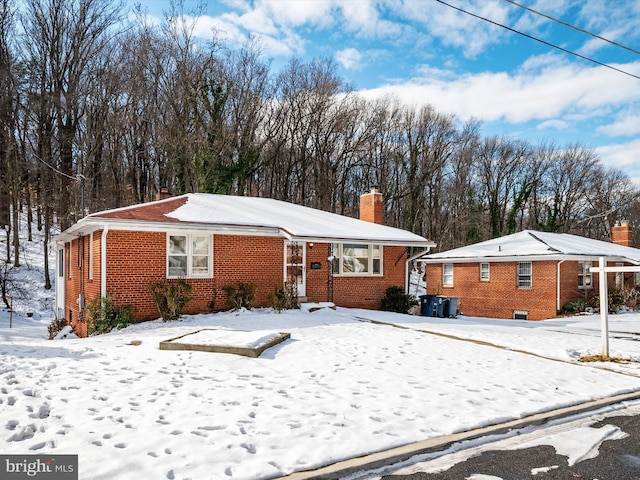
[513,310,528,320]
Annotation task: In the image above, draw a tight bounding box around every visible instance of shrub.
[560,299,591,315]
[222,282,256,310]
[84,296,136,335]
[149,279,193,321]
[48,317,70,339]
[269,283,299,312]
[381,286,416,314]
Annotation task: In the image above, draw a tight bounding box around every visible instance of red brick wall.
[425,259,632,321]
[425,261,558,320]
[64,231,410,336]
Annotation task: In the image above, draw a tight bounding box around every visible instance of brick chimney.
[611,219,632,247]
[359,186,383,224]
[155,187,171,201]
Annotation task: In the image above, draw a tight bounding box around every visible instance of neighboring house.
[55,188,435,336]
[421,222,640,320]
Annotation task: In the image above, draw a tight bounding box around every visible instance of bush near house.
[381,285,416,314]
[223,282,256,310]
[149,279,192,321]
[84,296,136,335]
[269,283,299,312]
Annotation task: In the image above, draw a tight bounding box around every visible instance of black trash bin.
[445,297,458,317]
[420,294,436,316]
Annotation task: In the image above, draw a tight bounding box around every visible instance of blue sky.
[134,0,640,184]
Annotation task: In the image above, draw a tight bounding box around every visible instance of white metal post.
[598,257,609,357]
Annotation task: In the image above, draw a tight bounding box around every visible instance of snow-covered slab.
[159,329,290,357]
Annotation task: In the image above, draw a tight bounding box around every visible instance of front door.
[285,241,306,297]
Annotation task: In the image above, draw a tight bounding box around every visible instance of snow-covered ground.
[2,228,640,479]
[3,303,640,479]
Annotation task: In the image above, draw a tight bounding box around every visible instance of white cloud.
[537,119,569,131]
[595,139,640,184]
[598,114,640,137]
[358,60,640,127]
[335,48,362,70]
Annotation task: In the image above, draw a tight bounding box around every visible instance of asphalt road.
[380,411,640,480]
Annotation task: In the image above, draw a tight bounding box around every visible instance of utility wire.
[504,0,640,56]
[434,0,640,81]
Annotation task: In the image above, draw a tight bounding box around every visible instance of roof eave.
[419,253,640,263]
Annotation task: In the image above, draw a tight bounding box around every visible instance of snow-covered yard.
[2,305,640,479]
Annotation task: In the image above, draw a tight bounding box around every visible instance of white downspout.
[101,225,108,299]
[556,259,566,312]
[406,247,433,295]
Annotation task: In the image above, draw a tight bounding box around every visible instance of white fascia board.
[58,218,435,247]
[59,218,285,239]
[418,254,633,264]
[287,235,435,247]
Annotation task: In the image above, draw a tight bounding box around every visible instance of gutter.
[406,246,434,295]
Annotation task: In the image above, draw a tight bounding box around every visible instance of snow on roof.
[66,193,433,246]
[422,230,640,263]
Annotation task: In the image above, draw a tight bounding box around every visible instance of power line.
[504,0,640,56]
[434,0,640,81]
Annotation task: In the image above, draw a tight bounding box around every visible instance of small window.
[58,248,64,278]
[480,262,490,281]
[517,262,532,288]
[167,233,212,278]
[514,310,528,320]
[578,261,592,288]
[443,264,453,287]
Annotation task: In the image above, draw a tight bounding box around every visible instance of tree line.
[1,0,639,290]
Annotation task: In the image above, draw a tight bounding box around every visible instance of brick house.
[421,222,640,320]
[55,189,434,336]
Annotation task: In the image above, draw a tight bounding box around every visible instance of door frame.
[284,241,306,297]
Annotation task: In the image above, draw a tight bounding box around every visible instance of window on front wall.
[331,243,382,275]
[167,234,212,278]
[578,261,592,288]
[480,262,490,281]
[443,264,453,287]
[517,262,532,288]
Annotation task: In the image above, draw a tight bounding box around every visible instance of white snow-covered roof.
[421,230,640,264]
[58,193,434,247]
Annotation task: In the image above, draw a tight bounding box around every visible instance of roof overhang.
[418,253,640,265]
[55,218,436,248]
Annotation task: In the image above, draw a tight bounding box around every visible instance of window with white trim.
[517,262,532,288]
[578,261,592,288]
[331,243,382,275]
[443,263,454,287]
[480,262,490,281]
[167,234,212,278]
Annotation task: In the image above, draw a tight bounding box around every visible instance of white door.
[55,246,65,319]
[284,241,306,297]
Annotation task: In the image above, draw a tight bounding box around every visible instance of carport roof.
[420,230,640,264]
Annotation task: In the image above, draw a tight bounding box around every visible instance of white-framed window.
[578,261,592,288]
[480,262,490,281]
[517,262,532,288]
[167,233,212,278]
[443,263,454,287]
[331,243,382,275]
[514,310,528,320]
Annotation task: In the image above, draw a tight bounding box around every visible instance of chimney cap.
[369,185,379,193]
